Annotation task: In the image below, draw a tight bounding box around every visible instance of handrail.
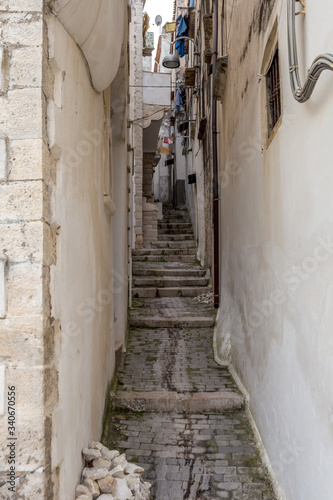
[287,0,333,103]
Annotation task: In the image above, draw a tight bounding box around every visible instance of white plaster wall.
[186,143,206,264]
[175,133,186,181]
[215,1,333,498]
[47,16,118,498]
[112,43,130,351]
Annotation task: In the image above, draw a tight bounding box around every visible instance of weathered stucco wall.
[215,0,333,498]
[0,1,129,498]
[47,13,125,498]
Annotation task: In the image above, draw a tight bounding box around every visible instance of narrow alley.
[1,0,333,498]
[103,207,275,499]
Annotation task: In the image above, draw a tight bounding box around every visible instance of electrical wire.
[287,0,333,103]
[131,107,171,125]
[226,0,236,50]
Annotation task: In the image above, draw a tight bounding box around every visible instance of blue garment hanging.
[190,0,195,6]
[175,88,183,111]
[175,15,188,58]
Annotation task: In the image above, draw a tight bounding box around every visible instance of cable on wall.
[287,0,333,103]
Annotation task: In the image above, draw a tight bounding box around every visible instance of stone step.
[129,316,215,328]
[153,240,196,249]
[133,277,209,287]
[158,222,192,229]
[162,211,189,218]
[158,234,195,241]
[162,218,191,224]
[114,391,244,413]
[132,268,206,277]
[158,228,194,235]
[132,255,197,263]
[132,248,196,257]
[132,286,211,298]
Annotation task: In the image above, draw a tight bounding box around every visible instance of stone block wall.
[143,198,158,248]
[0,1,56,497]
[130,1,145,250]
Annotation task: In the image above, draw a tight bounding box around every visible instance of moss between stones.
[101,374,118,445]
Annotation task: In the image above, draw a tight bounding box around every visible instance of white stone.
[0,363,5,415]
[92,457,112,470]
[9,139,44,181]
[98,495,116,500]
[0,0,43,11]
[82,448,102,462]
[2,18,43,46]
[0,89,42,140]
[126,475,140,491]
[77,496,91,500]
[0,222,45,263]
[82,468,109,481]
[0,181,43,223]
[91,441,104,451]
[97,475,117,495]
[9,46,42,89]
[83,478,100,500]
[0,259,6,319]
[75,484,92,500]
[5,365,44,410]
[7,263,43,316]
[101,447,120,460]
[113,478,132,500]
[0,138,7,181]
[113,453,127,467]
[124,463,145,475]
[109,465,125,478]
[0,47,8,94]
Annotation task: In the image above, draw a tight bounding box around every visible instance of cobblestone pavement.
[117,328,238,393]
[104,412,275,500]
[103,208,275,500]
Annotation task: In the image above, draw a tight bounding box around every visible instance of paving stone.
[101,208,275,500]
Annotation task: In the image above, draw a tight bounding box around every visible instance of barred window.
[266,48,282,137]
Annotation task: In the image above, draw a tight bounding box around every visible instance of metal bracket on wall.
[295,0,306,15]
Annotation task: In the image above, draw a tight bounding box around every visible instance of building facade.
[0,1,131,497]
[169,0,333,499]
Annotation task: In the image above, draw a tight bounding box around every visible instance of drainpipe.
[212,0,220,308]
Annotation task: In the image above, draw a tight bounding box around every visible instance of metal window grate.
[266,48,282,137]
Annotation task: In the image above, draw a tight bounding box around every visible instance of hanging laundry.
[166,22,176,33]
[164,137,174,144]
[180,85,187,108]
[175,85,187,111]
[175,15,188,58]
[190,0,195,7]
[175,87,183,111]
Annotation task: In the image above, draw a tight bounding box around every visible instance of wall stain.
[239,0,276,64]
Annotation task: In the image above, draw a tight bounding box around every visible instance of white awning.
[50,0,126,92]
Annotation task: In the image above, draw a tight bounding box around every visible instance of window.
[103,88,116,215]
[266,48,282,137]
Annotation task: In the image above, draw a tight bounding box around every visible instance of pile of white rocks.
[75,442,151,500]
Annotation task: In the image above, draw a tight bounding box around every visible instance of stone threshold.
[114,390,244,413]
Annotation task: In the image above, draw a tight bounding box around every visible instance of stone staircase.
[132,209,211,299]
[102,207,276,500]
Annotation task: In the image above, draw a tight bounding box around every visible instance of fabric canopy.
[50,0,126,92]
